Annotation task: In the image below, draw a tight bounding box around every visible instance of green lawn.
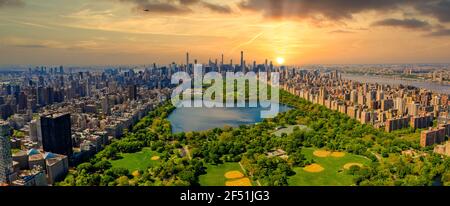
[391,128,421,142]
[110,148,161,172]
[273,125,310,137]
[199,162,247,186]
[288,148,371,186]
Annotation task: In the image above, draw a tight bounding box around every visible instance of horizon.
[1,55,450,68]
[2,62,450,69]
[0,0,450,65]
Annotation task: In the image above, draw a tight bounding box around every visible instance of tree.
[105,167,129,178]
[116,176,130,186]
[93,160,112,172]
[100,175,115,186]
[177,170,196,185]
[77,163,94,173]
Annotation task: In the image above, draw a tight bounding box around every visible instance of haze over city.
[0,0,450,65]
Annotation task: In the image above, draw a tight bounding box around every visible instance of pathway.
[239,162,261,186]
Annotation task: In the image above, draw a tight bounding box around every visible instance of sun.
[276,57,285,65]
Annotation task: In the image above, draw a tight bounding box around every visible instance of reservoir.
[168,100,292,133]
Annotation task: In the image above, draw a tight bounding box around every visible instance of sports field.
[110,147,161,172]
[199,162,253,186]
[288,148,371,186]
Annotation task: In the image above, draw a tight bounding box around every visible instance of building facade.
[39,113,73,156]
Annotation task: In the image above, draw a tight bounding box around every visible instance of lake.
[168,100,292,133]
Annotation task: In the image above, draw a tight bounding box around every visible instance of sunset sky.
[0,0,450,65]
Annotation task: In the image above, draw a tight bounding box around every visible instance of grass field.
[199,162,252,186]
[110,148,161,172]
[273,125,310,137]
[288,148,371,186]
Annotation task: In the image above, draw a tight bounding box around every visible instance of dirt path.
[183,145,192,160]
[371,151,382,162]
[239,162,261,186]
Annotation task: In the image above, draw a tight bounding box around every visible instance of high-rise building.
[420,127,446,147]
[101,96,110,115]
[395,97,405,115]
[29,119,38,142]
[358,92,365,106]
[186,52,189,70]
[37,86,45,106]
[360,110,371,124]
[44,87,54,105]
[128,85,137,100]
[410,115,433,129]
[367,90,376,103]
[39,113,73,156]
[0,104,13,120]
[0,121,13,184]
[240,51,244,70]
[45,153,69,184]
[347,106,358,119]
[432,95,441,106]
[381,99,394,111]
[350,90,357,104]
[385,116,410,132]
[408,102,420,116]
[376,89,384,101]
[17,92,27,110]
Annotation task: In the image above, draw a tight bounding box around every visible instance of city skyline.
[0,62,448,187]
[0,0,450,65]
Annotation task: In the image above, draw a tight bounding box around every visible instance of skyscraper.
[44,87,54,105]
[350,90,357,104]
[128,85,137,100]
[395,97,405,115]
[269,61,274,73]
[0,121,13,184]
[17,92,27,110]
[376,89,385,101]
[39,113,73,156]
[240,51,244,70]
[37,86,45,106]
[186,52,189,68]
[102,96,110,115]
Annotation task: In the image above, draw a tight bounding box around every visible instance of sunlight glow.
[276,57,285,65]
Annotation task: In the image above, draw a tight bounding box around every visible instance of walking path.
[239,162,261,186]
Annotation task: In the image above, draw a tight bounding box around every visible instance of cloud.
[178,0,200,5]
[428,29,450,37]
[238,0,450,24]
[0,0,24,8]
[371,18,431,30]
[0,37,67,49]
[238,0,419,20]
[119,0,192,14]
[0,37,106,50]
[201,2,231,13]
[328,29,355,34]
[415,0,450,23]
[14,44,48,48]
[116,0,232,14]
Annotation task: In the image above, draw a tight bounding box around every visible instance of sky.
[0,0,450,65]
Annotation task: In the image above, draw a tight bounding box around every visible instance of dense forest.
[58,90,450,186]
